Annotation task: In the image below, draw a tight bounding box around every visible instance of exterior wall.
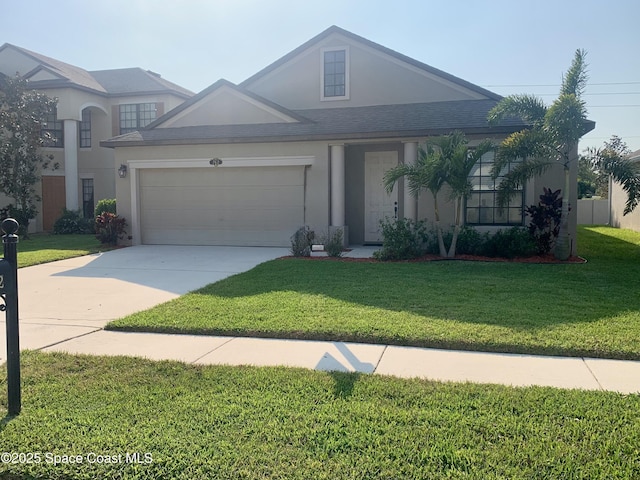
[611,181,640,231]
[245,33,486,110]
[114,141,331,245]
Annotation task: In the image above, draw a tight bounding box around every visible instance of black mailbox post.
[1,218,20,416]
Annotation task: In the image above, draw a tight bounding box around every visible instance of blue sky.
[3,0,639,152]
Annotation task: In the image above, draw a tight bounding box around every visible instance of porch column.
[403,141,418,221]
[63,119,79,211]
[330,144,345,226]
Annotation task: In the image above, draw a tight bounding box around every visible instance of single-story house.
[610,149,640,231]
[102,26,589,252]
[0,43,193,231]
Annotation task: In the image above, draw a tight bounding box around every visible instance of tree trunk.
[554,162,572,260]
[447,197,462,258]
[433,193,447,257]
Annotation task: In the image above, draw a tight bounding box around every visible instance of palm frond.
[545,94,588,147]
[560,49,588,98]
[487,94,547,126]
[492,129,554,178]
[495,159,555,208]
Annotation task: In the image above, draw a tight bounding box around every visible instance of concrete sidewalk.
[40,330,640,394]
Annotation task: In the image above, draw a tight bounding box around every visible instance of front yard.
[108,226,640,360]
[15,234,108,268]
[0,352,638,480]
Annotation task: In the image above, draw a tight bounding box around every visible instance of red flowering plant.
[95,212,127,245]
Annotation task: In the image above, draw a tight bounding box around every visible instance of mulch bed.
[282,254,587,264]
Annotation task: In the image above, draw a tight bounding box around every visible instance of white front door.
[364,151,398,243]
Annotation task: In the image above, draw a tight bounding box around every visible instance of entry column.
[330,144,348,245]
[63,119,79,211]
[403,141,418,221]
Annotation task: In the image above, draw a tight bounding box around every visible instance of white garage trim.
[129,156,314,245]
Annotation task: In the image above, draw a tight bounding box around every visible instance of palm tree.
[583,135,640,215]
[487,49,590,260]
[383,131,493,258]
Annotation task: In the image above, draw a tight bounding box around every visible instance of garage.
[138,165,305,246]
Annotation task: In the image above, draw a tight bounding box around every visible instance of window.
[466,152,524,226]
[42,110,64,147]
[119,103,157,134]
[79,108,91,148]
[82,179,94,219]
[322,48,348,100]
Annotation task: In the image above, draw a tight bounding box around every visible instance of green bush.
[53,209,94,234]
[324,229,344,258]
[373,218,428,261]
[1,204,36,238]
[480,227,537,259]
[94,198,116,218]
[290,226,315,257]
[95,212,127,245]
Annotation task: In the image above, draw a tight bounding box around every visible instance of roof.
[101,99,528,147]
[0,43,192,98]
[241,25,502,101]
[89,68,193,98]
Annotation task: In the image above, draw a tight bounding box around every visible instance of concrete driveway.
[1,245,288,357]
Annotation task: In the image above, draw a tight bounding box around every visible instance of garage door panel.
[139,166,306,246]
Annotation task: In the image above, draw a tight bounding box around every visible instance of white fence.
[577,199,609,225]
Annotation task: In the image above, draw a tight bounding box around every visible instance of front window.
[466,151,524,226]
[82,178,94,219]
[119,103,157,134]
[79,108,91,148]
[42,109,64,147]
[322,48,348,100]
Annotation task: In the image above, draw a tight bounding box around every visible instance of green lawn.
[0,352,638,480]
[15,234,110,268]
[108,226,640,360]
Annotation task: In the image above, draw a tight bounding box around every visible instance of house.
[0,43,193,231]
[102,26,588,251]
[610,149,640,231]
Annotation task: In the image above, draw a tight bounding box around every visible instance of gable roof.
[0,43,192,98]
[0,43,107,93]
[144,79,308,129]
[102,99,529,147]
[240,25,502,101]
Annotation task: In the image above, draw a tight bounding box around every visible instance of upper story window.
[42,109,64,148]
[466,151,524,226]
[322,48,349,101]
[79,108,91,148]
[119,103,157,134]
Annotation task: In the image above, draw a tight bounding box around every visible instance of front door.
[41,176,66,231]
[364,151,398,243]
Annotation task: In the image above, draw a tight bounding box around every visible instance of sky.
[2,0,639,153]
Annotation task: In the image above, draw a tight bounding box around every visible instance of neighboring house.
[610,149,640,231]
[102,26,592,251]
[0,43,193,231]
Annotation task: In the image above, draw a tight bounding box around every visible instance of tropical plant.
[582,135,640,214]
[487,49,590,260]
[0,75,57,236]
[383,131,493,258]
[95,212,127,245]
[290,226,315,257]
[525,187,563,254]
[372,218,428,260]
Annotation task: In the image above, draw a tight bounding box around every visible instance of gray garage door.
[139,166,305,246]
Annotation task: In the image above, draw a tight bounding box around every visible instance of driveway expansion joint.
[581,357,605,391]
[191,336,237,364]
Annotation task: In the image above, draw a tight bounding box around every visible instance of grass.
[0,351,638,480]
[108,226,640,360]
[15,234,109,268]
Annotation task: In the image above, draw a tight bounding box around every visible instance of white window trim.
[320,46,350,102]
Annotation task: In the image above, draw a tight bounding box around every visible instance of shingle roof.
[101,99,531,147]
[89,68,193,98]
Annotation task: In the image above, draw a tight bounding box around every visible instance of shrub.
[480,227,537,259]
[53,209,94,234]
[94,198,116,218]
[95,212,127,245]
[373,218,428,261]
[290,226,315,257]
[1,204,36,238]
[526,187,562,254]
[324,229,344,258]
